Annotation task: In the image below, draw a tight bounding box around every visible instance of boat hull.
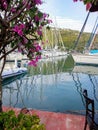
[2,68,27,79]
[72,53,98,66]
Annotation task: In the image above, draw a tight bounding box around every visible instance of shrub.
[0,110,45,130]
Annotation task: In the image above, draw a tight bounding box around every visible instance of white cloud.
[40,0,98,33]
[49,16,93,32]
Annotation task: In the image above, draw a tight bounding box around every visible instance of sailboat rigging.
[42,26,68,59]
[72,3,98,66]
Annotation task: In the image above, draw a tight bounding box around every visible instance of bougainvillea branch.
[73,0,98,11]
[0,0,51,67]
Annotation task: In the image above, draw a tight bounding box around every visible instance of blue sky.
[40,0,98,32]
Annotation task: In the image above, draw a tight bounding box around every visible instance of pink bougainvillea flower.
[23,37,28,44]
[11,8,16,13]
[47,19,53,24]
[26,3,32,9]
[20,24,25,29]
[28,60,37,67]
[35,55,41,62]
[30,48,36,53]
[43,13,48,19]
[22,0,26,4]
[18,30,23,36]
[33,42,42,52]
[13,25,23,37]
[34,0,42,5]
[73,0,78,2]
[12,24,25,37]
[86,3,92,11]
[37,30,42,36]
[73,0,83,2]
[73,0,92,11]
[34,15,40,22]
[3,1,8,10]
[35,45,42,51]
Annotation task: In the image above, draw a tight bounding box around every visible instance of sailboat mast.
[85,16,98,51]
[89,27,98,50]
[73,12,90,49]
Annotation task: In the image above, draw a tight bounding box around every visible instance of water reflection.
[71,73,85,107]
[28,54,74,75]
[87,74,98,102]
[2,55,98,112]
[71,69,98,110]
[2,73,26,86]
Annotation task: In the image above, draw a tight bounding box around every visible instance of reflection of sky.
[2,58,98,112]
[2,70,98,112]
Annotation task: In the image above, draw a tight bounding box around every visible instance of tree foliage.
[0,0,51,72]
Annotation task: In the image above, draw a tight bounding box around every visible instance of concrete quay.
[3,106,89,130]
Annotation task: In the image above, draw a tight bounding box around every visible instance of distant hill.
[60,28,90,52]
[42,28,98,52]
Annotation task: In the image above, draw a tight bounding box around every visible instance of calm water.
[2,55,98,113]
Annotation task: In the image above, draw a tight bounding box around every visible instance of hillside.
[42,28,98,52]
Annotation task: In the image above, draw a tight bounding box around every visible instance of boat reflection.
[88,74,98,102]
[2,73,27,86]
[72,67,98,111]
[73,65,98,75]
[28,54,74,75]
[2,55,98,113]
